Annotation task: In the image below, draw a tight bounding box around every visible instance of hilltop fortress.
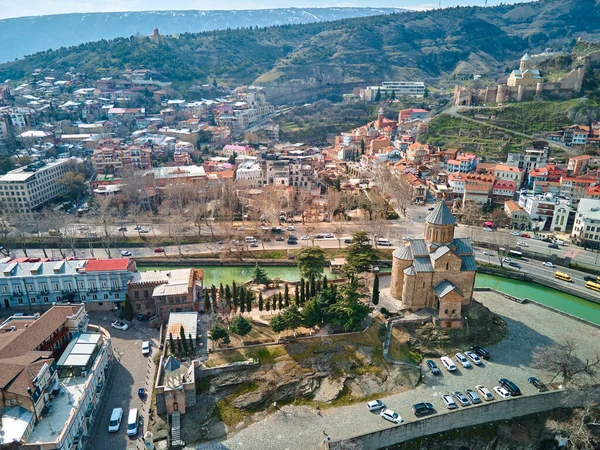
[454,52,585,106]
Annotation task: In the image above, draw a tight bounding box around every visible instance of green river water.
[137,265,600,326]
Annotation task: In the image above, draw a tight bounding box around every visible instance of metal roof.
[460,256,478,272]
[392,246,413,261]
[166,312,198,340]
[452,238,473,256]
[430,246,450,260]
[409,239,429,257]
[403,266,416,276]
[425,202,456,226]
[434,280,463,298]
[413,257,433,273]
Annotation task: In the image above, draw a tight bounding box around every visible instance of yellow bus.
[554,271,572,282]
[585,281,600,292]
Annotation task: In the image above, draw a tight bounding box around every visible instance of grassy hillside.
[457,98,599,133]
[0,0,599,102]
[419,114,532,158]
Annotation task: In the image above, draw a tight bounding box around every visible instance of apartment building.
[518,193,571,231]
[92,146,152,174]
[506,147,548,174]
[236,161,263,188]
[0,159,71,215]
[0,258,136,311]
[493,164,524,188]
[289,161,317,189]
[361,81,426,100]
[0,305,112,450]
[560,176,597,201]
[567,155,590,177]
[571,198,600,248]
[446,153,478,173]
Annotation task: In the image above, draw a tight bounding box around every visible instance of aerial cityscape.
[0,1,599,450]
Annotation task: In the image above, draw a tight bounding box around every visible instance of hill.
[1,0,599,103]
[0,8,405,63]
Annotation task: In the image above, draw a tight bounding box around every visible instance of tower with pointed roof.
[389,201,477,328]
[519,52,531,72]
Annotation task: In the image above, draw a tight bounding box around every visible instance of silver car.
[442,394,458,409]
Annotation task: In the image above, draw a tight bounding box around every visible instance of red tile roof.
[85,258,131,272]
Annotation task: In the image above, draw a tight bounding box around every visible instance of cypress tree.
[323,276,328,290]
[188,333,194,353]
[310,277,316,298]
[232,281,237,301]
[294,284,300,306]
[180,326,188,352]
[316,279,322,293]
[258,292,264,311]
[372,274,380,306]
[178,338,185,355]
[240,295,246,313]
[169,332,175,354]
[284,284,290,307]
[300,278,305,305]
[211,285,217,304]
[272,295,277,311]
[219,283,225,305]
[278,292,283,310]
[265,296,271,311]
[203,295,211,313]
[225,284,232,307]
[246,290,253,312]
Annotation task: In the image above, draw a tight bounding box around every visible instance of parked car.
[141,341,150,356]
[510,231,521,236]
[412,402,435,417]
[503,257,512,263]
[366,399,386,412]
[483,227,494,232]
[111,321,129,331]
[325,233,334,238]
[517,241,529,247]
[533,235,542,240]
[154,248,164,253]
[548,243,560,249]
[528,376,548,392]
[237,226,245,231]
[499,378,522,396]
[287,226,295,231]
[217,240,224,245]
[471,346,491,359]
[482,251,494,256]
[426,360,440,375]
[108,408,123,432]
[542,261,554,268]
[287,238,298,245]
[428,207,435,211]
[139,229,149,233]
[493,386,511,398]
[250,242,259,247]
[301,236,310,240]
[133,226,142,230]
[476,385,494,401]
[118,227,128,232]
[275,236,285,241]
[465,389,482,404]
[380,408,403,424]
[344,238,352,244]
[120,250,132,257]
[464,350,482,365]
[452,391,470,406]
[440,356,457,372]
[508,261,521,268]
[520,233,531,238]
[442,394,458,409]
[542,237,553,243]
[455,352,471,368]
[315,234,325,239]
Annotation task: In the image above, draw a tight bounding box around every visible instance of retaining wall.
[196,359,259,379]
[327,388,600,450]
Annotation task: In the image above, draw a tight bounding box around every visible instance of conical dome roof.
[393,245,413,260]
[425,202,456,226]
[521,52,531,61]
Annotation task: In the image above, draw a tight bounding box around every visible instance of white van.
[376,238,393,247]
[245,236,256,243]
[440,356,457,372]
[126,408,139,436]
[108,407,123,432]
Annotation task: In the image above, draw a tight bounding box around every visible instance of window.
[79,282,84,289]
[103,294,108,299]
[444,309,448,314]
[114,293,119,299]
[1,286,6,293]
[101,281,107,288]
[80,295,86,301]
[18,298,23,304]
[53,283,59,290]
[98,302,103,306]
[134,291,139,299]
[452,309,456,314]
[92,294,97,300]
[56,296,61,301]
[445,263,449,270]
[44,297,49,303]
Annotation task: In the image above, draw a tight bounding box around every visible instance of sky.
[0,0,526,20]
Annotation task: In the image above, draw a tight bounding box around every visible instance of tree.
[225,284,232,307]
[278,292,284,310]
[272,295,277,311]
[211,285,217,305]
[209,325,229,347]
[294,284,300,306]
[323,276,328,291]
[296,247,326,280]
[309,277,316,298]
[252,264,270,285]
[230,316,252,339]
[204,295,211,313]
[122,295,134,322]
[188,333,195,353]
[372,274,380,306]
[532,338,600,385]
[258,292,264,311]
[390,90,396,101]
[265,296,271,311]
[270,314,287,338]
[374,87,382,102]
[328,281,369,332]
[284,284,290,307]
[282,305,303,336]
[300,278,306,305]
[246,290,253,312]
[546,401,600,449]
[180,326,188,353]
[169,332,176,354]
[344,231,379,277]
[302,294,328,328]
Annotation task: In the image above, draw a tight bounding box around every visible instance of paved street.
[87,313,159,450]
[192,291,600,450]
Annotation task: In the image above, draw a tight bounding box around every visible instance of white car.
[503,257,512,263]
[120,250,132,256]
[542,261,554,268]
[367,399,386,411]
[517,241,529,247]
[482,251,494,256]
[287,226,295,231]
[380,408,402,424]
[111,320,129,331]
[483,227,494,232]
[493,386,511,399]
[440,356,456,372]
[141,341,150,356]
[511,231,521,236]
[301,236,310,240]
[464,350,482,365]
[441,394,458,409]
[476,385,494,401]
[455,352,471,368]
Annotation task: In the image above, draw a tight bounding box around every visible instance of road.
[192,291,600,450]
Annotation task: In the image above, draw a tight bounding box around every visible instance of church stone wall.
[390,256,411,299]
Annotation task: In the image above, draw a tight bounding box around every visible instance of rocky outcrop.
[313,377,346,403]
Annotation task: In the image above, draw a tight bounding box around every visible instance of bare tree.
[532,338,600,385]
[546,401,600,449]
[96,196,117,258]
[167,213,186,259]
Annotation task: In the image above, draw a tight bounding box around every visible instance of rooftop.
[425,201,456,226]
[166,312,198,341]
[577,198,600,220]
[0,159,70,183]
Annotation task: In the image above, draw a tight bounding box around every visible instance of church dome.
[521,52,531,61]
[403,266,416,276]
[392,246,413,260]
[425,201,456,226]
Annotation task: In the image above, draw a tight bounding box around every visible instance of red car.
[520,233,531,238]
[154,248,164,253]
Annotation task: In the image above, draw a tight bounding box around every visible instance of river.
[136,265,600,326]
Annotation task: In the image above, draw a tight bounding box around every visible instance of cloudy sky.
[0,0,526,20]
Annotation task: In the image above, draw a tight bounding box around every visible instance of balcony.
[11,291,23,297]
[88,287,97,293]
[61,288,77,294]
[110,286,121,292]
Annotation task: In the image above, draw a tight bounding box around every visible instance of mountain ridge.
[0,7,405,63]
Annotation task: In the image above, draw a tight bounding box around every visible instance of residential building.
[399,172,427,203]
[504,200,529,229]
[560,176,597,200]
[571,198,600,248]
[0,258,136,311]
[491,179,517,204]
[0,305,112,450]
[236,161,263,188]
[265,160,290,186]
[127,269,203,320]
[398,108,429,122]
[289,161,318,189]
[518,193,571,231]
[528,164,566,186]
[567,155,591,177]
[361,82,426,100]
[0,159,71,215]
[585,185,600,200]
[494,164,524,188]
[406,143,432,164]
[506,147,549,173]
[446,153,478,174]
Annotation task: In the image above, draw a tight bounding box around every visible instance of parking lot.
[88,313,159,450]
[193,290,600,450]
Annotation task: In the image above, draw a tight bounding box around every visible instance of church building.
[507,53,542,87]
[390,201,477,328]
